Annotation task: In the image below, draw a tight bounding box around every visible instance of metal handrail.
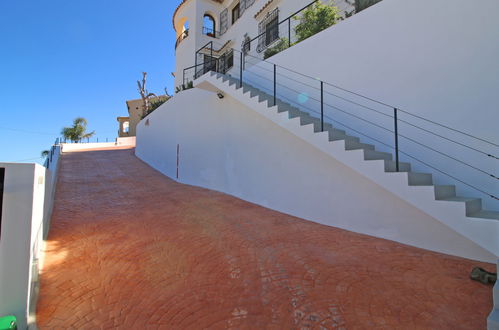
[202,27,219,38]
[245,0,319,52]
[236,64,498,201]
[175,29,189,49]
[236,47,499,148]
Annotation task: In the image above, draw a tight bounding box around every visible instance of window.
[203,55,217,74]
[226,50,234,70]
[257,8,279,53]
[203,14,216,37]
[232,3,240,25]
[220,8,228,35]
[265,16,279,46]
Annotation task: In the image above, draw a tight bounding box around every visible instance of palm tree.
[61,117,95,143]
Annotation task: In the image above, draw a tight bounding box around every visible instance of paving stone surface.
[37,147,494,329]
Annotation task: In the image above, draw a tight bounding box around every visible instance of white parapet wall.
[135,88,495,263]
[61,137,136,153]
[0,146,61,328]
[254,0,499,211]
[0,164,45,328]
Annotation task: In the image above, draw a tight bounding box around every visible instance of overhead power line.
[0,126,55,136]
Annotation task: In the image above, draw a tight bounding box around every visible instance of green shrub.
[141,96,170,119]
[294,1,340,43]
[355,0,383,13]
[175,81,194,93]
[263,38,290,59]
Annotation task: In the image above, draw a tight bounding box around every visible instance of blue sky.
[0,0,178,163]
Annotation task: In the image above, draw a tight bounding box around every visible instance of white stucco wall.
[252,0,499,210]
[0,147,61,328]
[0,164,43,329]
[135,88,495,262]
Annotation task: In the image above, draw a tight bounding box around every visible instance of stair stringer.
[195,73,499,259]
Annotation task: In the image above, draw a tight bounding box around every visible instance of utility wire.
[0,126,55,136]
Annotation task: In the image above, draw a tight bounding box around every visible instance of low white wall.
[61,137,136,153]
[116,136,136,146]
[0,164,43,329]
[249,0,499,211]
[43,146,60,239]
[136,88,495,262]
[0,146,61,328]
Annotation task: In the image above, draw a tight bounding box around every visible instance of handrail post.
[239,52,243,88]
[288,19,291,47]
[273,64,277,106]
[210,41,213,74]
[394,108,400,172]
[320,81,324,132]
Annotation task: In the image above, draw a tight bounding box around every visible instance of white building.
[142,0,499,326]
[172,0,380,88]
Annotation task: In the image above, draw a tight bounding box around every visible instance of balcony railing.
[175,29,189,49]
[202,27,219,38]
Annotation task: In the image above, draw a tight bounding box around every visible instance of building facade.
[172,0,368,88]
[117,96,169,137]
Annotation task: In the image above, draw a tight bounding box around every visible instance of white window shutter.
[220,8,228,35]
[240,0,247,15]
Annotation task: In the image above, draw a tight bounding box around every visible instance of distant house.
[117,96,169,137]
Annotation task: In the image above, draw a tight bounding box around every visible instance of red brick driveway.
[37,147,494,329]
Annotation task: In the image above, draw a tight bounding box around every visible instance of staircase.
[195,71,499,261]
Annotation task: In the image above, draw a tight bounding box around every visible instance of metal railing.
[189,44,499,209]
[60,137,115,144]
[43,138,60,169]
[245,0,320,54]
[175,29,189,49]
[202,26,219,38]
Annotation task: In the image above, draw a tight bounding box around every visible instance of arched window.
[203,14,216,37]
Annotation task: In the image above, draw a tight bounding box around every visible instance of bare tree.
[137,72,156,117]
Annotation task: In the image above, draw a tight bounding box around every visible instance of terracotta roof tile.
[254,0,276,18]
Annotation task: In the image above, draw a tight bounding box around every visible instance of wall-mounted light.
[217,92,225,99]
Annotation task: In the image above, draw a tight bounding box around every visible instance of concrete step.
[325,127,353,140]
[345,140,375,151]
[408,172,433,186]
[434,185,456,199]
[364,150,393,161]
[468,210,499,221]
[437,197,482,216]
[384,160,411,172]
